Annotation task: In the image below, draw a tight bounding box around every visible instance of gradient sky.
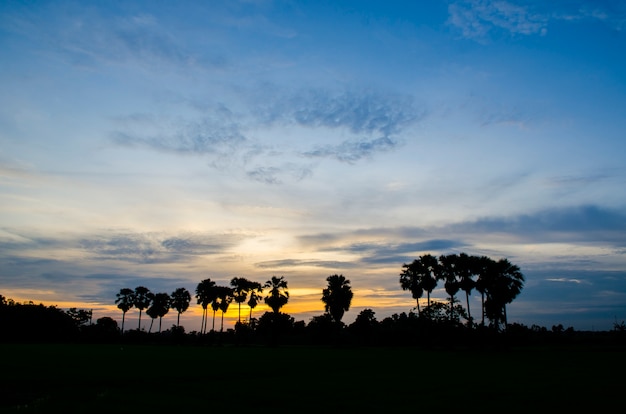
[1,0,625,332]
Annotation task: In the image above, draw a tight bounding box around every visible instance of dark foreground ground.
[2,341,625,413]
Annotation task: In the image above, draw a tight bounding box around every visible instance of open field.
[2,342,625,413]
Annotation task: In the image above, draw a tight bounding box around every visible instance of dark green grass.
[2,342,625,413]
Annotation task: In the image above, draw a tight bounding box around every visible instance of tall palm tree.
[321,274,354,324]
[439,254,461,322]
[134,286,153,331]
[264,276,289,313]
[474,256,496,327]
[196,279,216,334]
[115,288,135,333]
[399,260,425,315]
[217,286,233,332]
[484,258,525,331]
[170,287,191,328]
[247,281,264,321]
[457,253,477,326]
[419,254,440,310]
[230,277,251,323]
[148,292,170,333]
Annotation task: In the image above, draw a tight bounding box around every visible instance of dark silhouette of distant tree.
[211,298,220,332]
[147,292,170,333]
[457,253,477,326]
[115,288,135,333]
[439,254,461,322]
[146,304,159,333]
[321,274,354,324]
[246,281,264,321]
[66,307,92,327]
[473,256,495,326]
[230,277,251,323]
[196,279,217,334]
[483,258,525,331]
[399,260,425,315]
[214,286,233,332]
[133,286,153,331]
[264,276,289,313]
[170,287,191,328]
[420,254,440,310]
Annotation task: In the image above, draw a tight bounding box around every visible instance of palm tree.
[439,254,461,322]
[133,286,153,331]
[484,258,525,331]
[399,260,425,315]
[264,276,289,313]
[246,281,264,321]
[457,253,477,326]
[147,292,170,333]
[170,287,191,328]
[214,286,233,332]
[196,279,216,334]
[115,288,135,333]
[211,297,220,332]
[419,254,440,310]
[230,277,250,323]
[321,274,354,324]
[474,256,496,327]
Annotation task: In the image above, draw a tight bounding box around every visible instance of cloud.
[254,259,355,269]
[303,136,398,163]
[448,0,548,40]
[111,85,423,182]
[80,231,244,263]
[454,205,626,246]
[260,88,422,137]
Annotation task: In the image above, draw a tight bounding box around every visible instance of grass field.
[1,342,625,413]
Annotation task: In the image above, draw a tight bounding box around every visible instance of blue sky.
[1,0,625,332]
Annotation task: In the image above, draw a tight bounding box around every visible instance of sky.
[1,0,625,332]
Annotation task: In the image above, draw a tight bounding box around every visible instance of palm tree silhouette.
[419,254,440,310]
[170,287,191,328]
[264,276,289,313]
[148,292,170,333]
[230,277,250,323]
[133,286,153,331]
[474,256,496,327]
[484,258,525,331]
[457,253,477,326]
[439,254,461,322]
[321,274,354,324]
[115,288,135,334]
[400,260,425,315]
[217,286,233,332]
[246,281,264,321]
[196,279,216,334]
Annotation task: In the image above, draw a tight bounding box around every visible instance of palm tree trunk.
[221,311,224,332]
[177,311,181,328]
[481,292,485,326]
[238,303,241,323]
[138,310,143,331]
[159,316,162,333]
[121,311,126,334]
[200,308,205,334]
[148,318,154,333]
[416,299,420,316]
[212,310,216,332]
[465,291,472,325]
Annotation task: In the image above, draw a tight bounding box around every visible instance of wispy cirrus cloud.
[448,0,548,40]
[111,86,424,180]
[448,0,626,41]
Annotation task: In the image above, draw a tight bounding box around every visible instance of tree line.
[15,252,622,346]
[108,252,524,336]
